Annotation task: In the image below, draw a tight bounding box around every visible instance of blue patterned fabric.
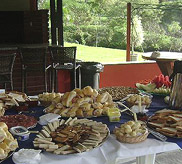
[1,95,182,164]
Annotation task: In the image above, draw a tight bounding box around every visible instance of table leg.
[156,61,173,76]
[136,154,156,164]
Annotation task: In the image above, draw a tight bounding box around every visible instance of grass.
[65,42,144,64]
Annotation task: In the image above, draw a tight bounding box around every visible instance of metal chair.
[48,46,81,92]
[19,46,50,94]
[0,53,16,91]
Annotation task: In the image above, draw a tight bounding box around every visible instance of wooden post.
[30,0,37,11]
[50,0,57,45]
[126,3,131,61]
[57,0,64,46]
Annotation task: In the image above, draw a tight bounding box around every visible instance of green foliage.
[38,0,50,9]
[38,0,182,52]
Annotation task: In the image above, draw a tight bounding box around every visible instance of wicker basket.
[115,128,149,144]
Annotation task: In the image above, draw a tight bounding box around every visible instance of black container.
[80,62,104,89]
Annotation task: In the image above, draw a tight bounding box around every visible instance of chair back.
[19,47,47,71]
[0,53,16,74]
[49,46,77,67]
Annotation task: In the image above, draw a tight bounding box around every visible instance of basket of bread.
[38,92,63,107]
[0,122,18,161]
[125,94,152,108]
[114,120,148,143]
[148,109,182,138]
[33,117,109,154]
[45,86,116,117]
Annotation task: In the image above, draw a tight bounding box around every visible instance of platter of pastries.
[0,91,30,116]
[33,117,109,154]
[98,86,139,101]
[0,122,18,161]
[148,109,182,138]
[114,120,148,143]
[45,86,116,117]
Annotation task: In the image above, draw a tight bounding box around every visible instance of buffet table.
[1,96,181,164]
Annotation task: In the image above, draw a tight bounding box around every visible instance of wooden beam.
[57,0,64,46]
[50,0,57,45]
[126,2,131,61]
[30,0,38,11]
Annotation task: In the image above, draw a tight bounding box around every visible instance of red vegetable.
[151,74,171,88]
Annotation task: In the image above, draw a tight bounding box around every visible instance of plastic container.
[10,126,30,141]
[107,108,121,122]
[80,62,104,89]
[12,149,41,164]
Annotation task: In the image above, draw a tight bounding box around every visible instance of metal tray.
[35,118,110,155]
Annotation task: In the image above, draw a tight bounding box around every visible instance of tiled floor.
[155,149,182,164]
[117,149,182,164]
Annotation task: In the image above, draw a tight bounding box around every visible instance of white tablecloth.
[39,135,180,164]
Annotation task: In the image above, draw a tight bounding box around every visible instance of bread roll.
[76,97,91,106]
[56,103,64,109]
[76,98,85,106]
[76,108,84,117]
[0,122,8,131]
[46,104,56,113]
[102,107,110,115]
[82,86,93,96]
[93,109,103,116]
[84,97,92,103]
[0,142,10,153]
[60,108,70,117]
[73,88,84,98]
[92,102,103,109]
[5,131,14,140]
[62,92,70,106]
[65,91,77,107]
[92,89,98,98]
[53,108,61,114]
[3,138,18,151]
[0,128,7,142]
[107,93,113,103]
[107,103,116,108]
[80,103,91,111]
[0,108,5,117]
[96,93,108,103]
[52,96,61,105]
[86,108,94,117]
[0,148,8,160]
[66,107,78,117]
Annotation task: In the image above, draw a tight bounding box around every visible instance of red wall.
[100,62,161,88]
